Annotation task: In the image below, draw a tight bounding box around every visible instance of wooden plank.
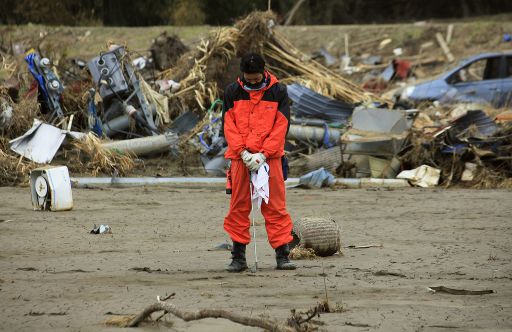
[446,24,454,44]
[435,32,455,62]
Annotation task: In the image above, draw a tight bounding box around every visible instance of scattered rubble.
[0,11,510,188]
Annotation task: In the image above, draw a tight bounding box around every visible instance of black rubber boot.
[226,242,248,272]
[275,244,296,270]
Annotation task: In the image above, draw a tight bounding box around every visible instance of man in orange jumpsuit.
[222,53,296,272]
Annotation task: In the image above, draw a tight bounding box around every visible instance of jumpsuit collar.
[237,71,279,104]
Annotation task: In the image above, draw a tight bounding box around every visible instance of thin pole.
[249,176,258,272]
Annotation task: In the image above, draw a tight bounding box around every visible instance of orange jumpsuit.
[222,72,293,249]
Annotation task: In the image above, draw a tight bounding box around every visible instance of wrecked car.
[394,52,512,108]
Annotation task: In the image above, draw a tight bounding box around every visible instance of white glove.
[247,153,266,171]
[240,150,253,167]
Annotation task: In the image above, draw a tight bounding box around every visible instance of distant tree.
[172,0,205,25]
[202,0,268,25]
[103,0,172,26]
[3,0,101,25]
[1,0,511,26]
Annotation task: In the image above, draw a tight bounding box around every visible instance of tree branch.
[127,302,294,332]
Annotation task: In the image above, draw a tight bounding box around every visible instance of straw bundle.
[0,142,36,186]
[163,27,238,114]
[163,10,383,120]
[0,55,17,80]
[1,94,40,139]
[235,11,382,104]
[289,246,317,260]
[70,133,135,176]
[158,10,386,160]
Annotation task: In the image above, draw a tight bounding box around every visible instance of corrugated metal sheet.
[287,83,354,124]
[452,110,498,137]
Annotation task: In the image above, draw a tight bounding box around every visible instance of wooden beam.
[446,24,454,44]
[435,33,455,62]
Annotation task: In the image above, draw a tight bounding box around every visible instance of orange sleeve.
[260,84,290,159]
[222,87,246,155]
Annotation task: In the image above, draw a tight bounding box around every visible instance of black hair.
[240,53,265,74]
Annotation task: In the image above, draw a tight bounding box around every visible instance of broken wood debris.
[346,244,383,249]
[373,270,407,278]
[111,292,328,331]
[129,267,171,274]
[435,32,455,62]
[427,286,494,295]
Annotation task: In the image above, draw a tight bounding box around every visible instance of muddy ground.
[1,185,511,331]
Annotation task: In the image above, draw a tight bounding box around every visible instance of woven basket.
[292,217,341,257]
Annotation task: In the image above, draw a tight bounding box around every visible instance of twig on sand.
[157,293,176,301]
[288,306,320,330]
[321,263,330,312]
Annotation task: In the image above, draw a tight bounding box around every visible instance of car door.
[501,55,512,107]
[449,56,503,107]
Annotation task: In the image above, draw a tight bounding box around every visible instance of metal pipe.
[337,178,409,188]
[291,118,328,127]
[71,177,409,188]
[72,177,229,187]
[72,177,299,187]
[102,114,130,137]
[101,132,178,156]
[287,124,340,143]
[102,103,157,137]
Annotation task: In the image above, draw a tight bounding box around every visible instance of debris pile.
[0,11,510,188]
[401,107,512,188]
[284,21,512,188]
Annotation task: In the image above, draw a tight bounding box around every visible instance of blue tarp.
[298,168,335,188]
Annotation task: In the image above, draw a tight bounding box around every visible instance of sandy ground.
[1,185,511,332]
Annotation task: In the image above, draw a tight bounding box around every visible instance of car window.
[483,57,501,79]
[507,56,512,77]
[453,57,501,83]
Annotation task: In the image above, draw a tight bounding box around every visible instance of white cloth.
[250,162,270,209]
[397,165,440,188]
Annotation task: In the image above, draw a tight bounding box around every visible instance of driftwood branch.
[153,293,175,321]
[127,302,294,332]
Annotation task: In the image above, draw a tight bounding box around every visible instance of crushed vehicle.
[394,52,512,108]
